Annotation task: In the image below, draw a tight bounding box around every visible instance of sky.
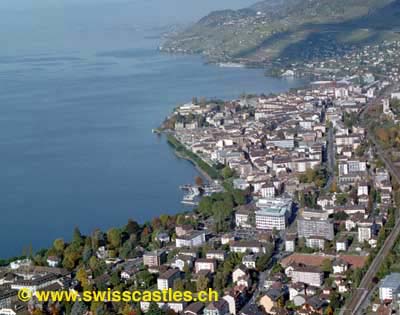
[0,0,259,17]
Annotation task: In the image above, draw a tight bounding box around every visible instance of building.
[230,241,266,254]
[195,259,217,273]
[203,300,229,315]
[206,250,226,261]
[306,236,325,250]
[176,231,206,248]
[285,235,296,252]
[232,266,247,283]
[184,302,205,315]
[336,238,348,252]
[46,256,61,267]
[288,265,324,287]
[242,255,256,269]
[259,288,286,314]
[157,269,181,291]
[358,220,373,243]
[379,273,400,301]
[297,217,334,241]
[10,273,60,293]
[235,207,253,229]
[255,197,293,231]
[143,250,167,267]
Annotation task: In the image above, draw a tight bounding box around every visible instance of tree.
[196,275,209,291]
[71,301,88,315]
[107,228,122,249]
[256,252,272,272]
[125,219,140,236]
[195,176,204,187]
[53,239,65,254]
[232,190,246,206]
[147,303,163,315]
[321,259,332,273]
[222,166,235,179]
[73,227,84,246]
[173,279,185,291]
[76,268,89,288]
[325,305,334,315]
[198,196,213,217]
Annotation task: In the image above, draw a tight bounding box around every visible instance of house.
[232,265,247,283]
[336,238,348,252]
[206,250,226,261]
[259,288,286,314]
[332,259,348,274]
[288,283,306,300]
[176,231,206,248]
[184,302,204,315]
[156,232,170,243]
[242,255,256,269]
[237,274,252,288]
[143,250,167,267]
[46,256,61,267]
[239,304,266,315]
[203,300,229,315]
[301,296,326,315]
[195,259,217,273]
[171,255,194,272]
[157,269,181,291]
[175,224,194,237]
[221,234,236,245]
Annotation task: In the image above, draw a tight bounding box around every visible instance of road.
[324,124,336,191]
[342,84,400,315]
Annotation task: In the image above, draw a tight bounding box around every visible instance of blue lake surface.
[0,0,304,257]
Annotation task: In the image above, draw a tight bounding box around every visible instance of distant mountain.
[161,0,400,64]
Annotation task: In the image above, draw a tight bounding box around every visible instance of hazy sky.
[0,0,258,16]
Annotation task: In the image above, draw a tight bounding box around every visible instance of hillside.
[161,0,400,64]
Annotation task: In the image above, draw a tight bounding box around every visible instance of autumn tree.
[107,228,122,249]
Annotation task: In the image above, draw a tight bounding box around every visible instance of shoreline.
[165,133,219,183]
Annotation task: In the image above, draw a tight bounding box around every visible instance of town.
[3,39,400,315]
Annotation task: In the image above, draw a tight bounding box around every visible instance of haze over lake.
[0,0,303,257]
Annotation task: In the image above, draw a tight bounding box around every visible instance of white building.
[287,265,324,287]
[157,269,181,291]
[255,197,292,231]
[175,231,206,248]
[358,221,373,243]
[336,239,348,252]
[379,273,400,301]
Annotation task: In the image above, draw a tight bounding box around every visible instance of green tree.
[73,227,84,246]
[147,303,163,315]
[321,259,332,273]
[222,166,235,179]
[107,228,122,249]
[53,239,65,254]
[196,275,209,291]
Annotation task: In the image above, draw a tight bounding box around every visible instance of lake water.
[0,0,304,257]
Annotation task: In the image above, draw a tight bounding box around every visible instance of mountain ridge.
[161,0,400,64]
